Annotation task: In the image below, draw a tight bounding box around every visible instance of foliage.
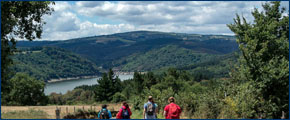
[1,1,54,105]
[1,1,54,40]
[94,69,122,102]
[142,72,158,88]
[48,88,95,105]
[180,52,239,81]
[12,47,101,81]
[1,109,49,119]
[63,109,98,119]
[7,73,48,105]
[75,84,97,91]
[124,68,197,113]
[227,1,289,118]
[231,81,257,118]
[112,92,127,103]
[129,109,144,119]
[132,71,144,94]
[114,45,218,71]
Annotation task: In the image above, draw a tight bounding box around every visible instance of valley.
[15,31,239,82]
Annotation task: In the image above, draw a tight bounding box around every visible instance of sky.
[39,1,289,41]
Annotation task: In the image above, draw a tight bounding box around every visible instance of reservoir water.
[44,74,133,95]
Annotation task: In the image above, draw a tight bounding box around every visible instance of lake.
[44,74,133,95]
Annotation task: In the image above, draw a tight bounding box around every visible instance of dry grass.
[1,109,49,119]
[1,103,121,119]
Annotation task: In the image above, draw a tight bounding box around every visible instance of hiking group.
[98,96,182,119]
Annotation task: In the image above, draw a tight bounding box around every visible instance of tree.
[94,73,110,101]
[108,69,122,96]
[227,1,289,118]
[8,73,48,105]
[133,71,144,94]
[112,92,126,103]
[1,1,54,104]
[143,71,157,89]
[94,69,121,101]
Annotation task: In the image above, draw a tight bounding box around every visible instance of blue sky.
[39,1,289,40]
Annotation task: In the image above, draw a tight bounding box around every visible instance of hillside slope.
[17,31,238,71]
[178,52,239,80]
[113,45,218,71]
[12,47,101,82]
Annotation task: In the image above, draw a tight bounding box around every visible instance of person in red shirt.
[116,101,132,119]
[163,97,182,119]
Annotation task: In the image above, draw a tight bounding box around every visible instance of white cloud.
[38,1,288,40]
[41,20,136,40]
[52,1,72,11]
[42,2,80,35]
[76,1,105,8]
[75,1,265,26]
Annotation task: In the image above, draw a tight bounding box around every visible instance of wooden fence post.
[66,107,68,114]
[55,107,61,119]
[74,106,75,113]
[281,111,285,119]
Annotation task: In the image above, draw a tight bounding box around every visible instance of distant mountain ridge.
[16,31,239,72]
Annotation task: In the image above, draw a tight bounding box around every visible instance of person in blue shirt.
[98,104,112,119]
[143,96,158,119]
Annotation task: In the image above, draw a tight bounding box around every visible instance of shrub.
[112,92,127,103]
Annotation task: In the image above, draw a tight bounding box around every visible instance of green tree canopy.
[8,73,47,105]
[94,69,122,102]
[1,1,54,104]
[227,1,289,118]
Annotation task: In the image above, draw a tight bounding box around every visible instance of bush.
[112,92,127,103]
[63,109,97,119]
[8,73,47,105]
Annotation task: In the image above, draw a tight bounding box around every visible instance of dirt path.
[1,104,121,119]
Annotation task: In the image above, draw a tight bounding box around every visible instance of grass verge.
[1,108,49,119]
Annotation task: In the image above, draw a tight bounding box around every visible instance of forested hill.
[12,47,101,82]
[113,45,219,71]
[17,31,239,71]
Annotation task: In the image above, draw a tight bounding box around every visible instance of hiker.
[116,101,132,119]
[143,96,158,119]
[98,104,112,119]
[163,97,182,119]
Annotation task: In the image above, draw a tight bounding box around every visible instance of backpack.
[168,104,179,118]
[100,109,109,119]
[146,103,155,115]
[121,108,130,119]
